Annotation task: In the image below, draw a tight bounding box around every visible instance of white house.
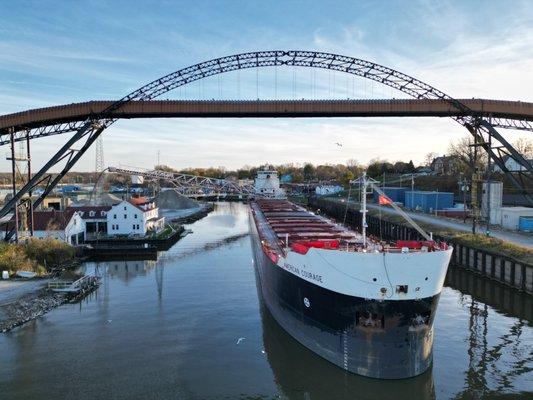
[26,210,86,245]
[107,199,164,236]
[493,156,533,172]
[69,205,111,238]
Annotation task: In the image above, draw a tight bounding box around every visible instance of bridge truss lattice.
[0,50,532,240]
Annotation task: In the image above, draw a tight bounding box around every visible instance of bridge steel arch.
[1,50,532,240]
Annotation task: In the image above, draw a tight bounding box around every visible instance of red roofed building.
[24,210,86,244]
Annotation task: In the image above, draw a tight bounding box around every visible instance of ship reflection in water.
[259,265,531,399]
[259,301,436,399]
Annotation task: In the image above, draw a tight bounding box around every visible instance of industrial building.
[372,187,407,204]
[315,185,344,196]
[404,191,454,213]
[500,207,533,231]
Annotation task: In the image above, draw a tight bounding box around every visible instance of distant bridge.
[109,166,254,198]
[1,99,532,144]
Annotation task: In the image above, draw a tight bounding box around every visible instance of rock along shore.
[0,289,68,333]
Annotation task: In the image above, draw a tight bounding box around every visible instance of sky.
[0,0,532,172]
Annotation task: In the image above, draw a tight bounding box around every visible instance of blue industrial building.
[405,191,454,212]
[61,185,81,194]
[519,216,533,232]
[373,187,407,204]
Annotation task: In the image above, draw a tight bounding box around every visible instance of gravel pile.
[155,189,199,210]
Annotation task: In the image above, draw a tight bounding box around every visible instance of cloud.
[0,0,531,173]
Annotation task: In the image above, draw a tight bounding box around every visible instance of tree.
[341,170,355,185]
[513,137,533,158]
[303,163,315,181]
[424,152,439,167]
[447,135,487,173]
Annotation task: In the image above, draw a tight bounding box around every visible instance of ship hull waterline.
[249,210,441,380]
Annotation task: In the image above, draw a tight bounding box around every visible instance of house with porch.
[68,205,111,238]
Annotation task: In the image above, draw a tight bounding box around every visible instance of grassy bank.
[0,238,76,276]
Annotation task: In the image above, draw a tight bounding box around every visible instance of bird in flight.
[335,142,343,147]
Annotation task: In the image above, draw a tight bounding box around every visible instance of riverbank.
[166,202,214,224]
[0,281,67,333]
[0,275,100,333]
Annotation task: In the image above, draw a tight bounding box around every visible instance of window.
[124,206,127,211]
[124,214,127,219]
[137,224,140,229]
[113,214,117,219]
[133,224,136,230]
[89,211,95,217]
[134,214,138,219]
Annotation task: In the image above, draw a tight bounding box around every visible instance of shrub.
[24,237,76,269]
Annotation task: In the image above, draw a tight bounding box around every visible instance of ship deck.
[252,199,360,246]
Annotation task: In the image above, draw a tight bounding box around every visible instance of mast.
[360,172,368,247]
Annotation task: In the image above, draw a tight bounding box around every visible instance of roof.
[129,196,149,205]
[111,199,156,212]
[33,210,78,231]
[67,205,111,220]
[127,199,156,211]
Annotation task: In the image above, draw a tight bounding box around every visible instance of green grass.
[451,233,533,265]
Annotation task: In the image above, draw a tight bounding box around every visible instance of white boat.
[16,271,37,278]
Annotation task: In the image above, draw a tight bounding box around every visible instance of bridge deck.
[1,99,532,132]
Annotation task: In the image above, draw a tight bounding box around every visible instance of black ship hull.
[249,213,441,379]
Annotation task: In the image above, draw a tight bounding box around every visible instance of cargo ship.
[249,170,453,379]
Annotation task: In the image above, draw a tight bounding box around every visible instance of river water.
[1,202,531,399]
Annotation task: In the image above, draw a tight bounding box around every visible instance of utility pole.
[26,131,33,236]
[485,134,492,236]
[8,128,19,243]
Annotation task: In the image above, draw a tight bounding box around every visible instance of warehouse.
[404,191,454,213]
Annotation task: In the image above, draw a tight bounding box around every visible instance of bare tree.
[424,152,439,167]
[513,137,533,158]
[447,135,487,173]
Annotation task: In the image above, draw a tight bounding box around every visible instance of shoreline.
[0,287,68,333]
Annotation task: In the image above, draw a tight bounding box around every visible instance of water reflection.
[443,267,532,399]
[0,203,531,400]
[102,260,157,282]
[260,301,436,400]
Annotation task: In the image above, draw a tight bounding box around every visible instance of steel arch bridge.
[108,166,254,197]
[1,50,532,240]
